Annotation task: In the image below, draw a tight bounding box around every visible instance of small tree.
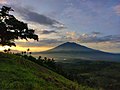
[0,6,38,46]
[38,56,42,60]
[29,52,32,55]
[44,57,47,61]
[23,51,26,55]
[8,48,11,53]
[27,48,30,52]
[21,51,24,55]
[27,48,30,55]
[4,49,7,53]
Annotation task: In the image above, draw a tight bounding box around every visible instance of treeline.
[16,54,75,81]
[56,61,120,90]
[16,54,57,71]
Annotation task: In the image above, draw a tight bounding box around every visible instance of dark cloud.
[40,39,63,44]
[78,34,120,43]
[25,12,60,26]
[41,30,57,34]
[16,39,63,47]
[12,5,63,27]
[91,31,102,35]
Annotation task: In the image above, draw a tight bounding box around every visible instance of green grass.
[0,52,95,90]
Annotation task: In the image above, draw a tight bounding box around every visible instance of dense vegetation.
[0,52,95,90]
[56,60,120,90]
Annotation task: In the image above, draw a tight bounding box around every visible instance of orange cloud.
[0,45,53,52]
[0,0,7,4]
[11,46,53,52]
[114,4,120,16]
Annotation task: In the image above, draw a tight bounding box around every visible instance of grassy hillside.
[0,52,94,90]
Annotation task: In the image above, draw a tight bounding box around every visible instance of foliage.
[57,60,120,90]
[0,6,38,46]
[23,55,56,70]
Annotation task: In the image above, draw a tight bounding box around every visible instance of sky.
[0,0,120,53]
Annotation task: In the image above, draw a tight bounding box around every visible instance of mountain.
[37,42,120,62]
[0,52,94,90]
[47,42,94,52]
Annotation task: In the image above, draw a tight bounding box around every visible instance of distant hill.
[0,52,94,90]
[36,42,120,62]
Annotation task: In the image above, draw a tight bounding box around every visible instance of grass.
[0,52,95,90]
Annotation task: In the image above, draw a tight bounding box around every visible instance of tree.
[21,51,24,55]
[44,57,47,61]
[29,52,32,55]
[0,6,38,46]
[8,48,11,53]
[27,48,30,55]
[4,49,7,53]
[38,56,42,60]
[23,51,26,55]
[27,48,30,52]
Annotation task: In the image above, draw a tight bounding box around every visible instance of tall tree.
[0,6,38,46]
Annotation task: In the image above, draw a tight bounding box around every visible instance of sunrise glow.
[12,46,53,52]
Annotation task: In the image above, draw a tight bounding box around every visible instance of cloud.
[12,5,64,28]
[16,39,63,47]
[0,0,7,4]
[41,30,57,34]
[40,39,63,44]
[25,12,60,26]
[51,23,67,30]
[62,31,120,44]
[91,32,102,35]
[114,4,120,16]
[78,34,120,43]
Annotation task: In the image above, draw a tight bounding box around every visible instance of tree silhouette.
[38,56,42,60]
[0,6,38,46]
[27,48,30,52]
[4,49,7,53]
[44,57,47,61]
[27,48,30,55]
[29,52,32,55]
[8,48,11,53]
[21,51,24,55]
[23,51,26,55]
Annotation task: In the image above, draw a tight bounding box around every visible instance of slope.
[47,42,95,52]
[0,52,94,90]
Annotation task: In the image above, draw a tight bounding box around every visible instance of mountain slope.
[48,42,94,52]
[0,52,94,90]
[37,42,120,62]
